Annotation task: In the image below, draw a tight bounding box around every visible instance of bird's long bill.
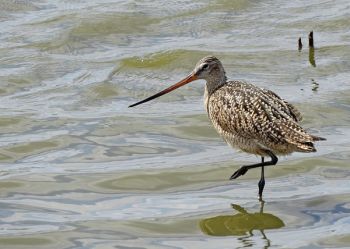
[129,74,197,107]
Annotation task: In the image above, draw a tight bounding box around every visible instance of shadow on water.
[309,47,316,67]
[199,202,284,248]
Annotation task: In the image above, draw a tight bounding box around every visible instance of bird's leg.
[258,157,265,201]
[230,151,278,180]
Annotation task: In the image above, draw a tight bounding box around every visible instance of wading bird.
[129,56,325,200]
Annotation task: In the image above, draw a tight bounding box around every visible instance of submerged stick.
[308,31,314,48]
[308,31,316,66]
[309,46,316,67]
[298,37,302,51]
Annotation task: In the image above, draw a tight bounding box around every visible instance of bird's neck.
[205,73,227,96]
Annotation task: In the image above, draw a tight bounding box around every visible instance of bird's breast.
[203,84,210,114]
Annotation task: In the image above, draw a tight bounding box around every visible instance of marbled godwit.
[129,56,325,200]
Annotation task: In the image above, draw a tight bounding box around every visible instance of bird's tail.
[310,135,326,141]
[277,120,326,153]
[289,133,326,153]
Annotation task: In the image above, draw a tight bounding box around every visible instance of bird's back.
[206,81,324,156]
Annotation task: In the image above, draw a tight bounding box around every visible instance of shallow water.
[0,0,350,248]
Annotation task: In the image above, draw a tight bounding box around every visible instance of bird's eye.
[202,63,209,70]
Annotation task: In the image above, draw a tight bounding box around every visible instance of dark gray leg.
[258,157,265,201]
[230,151,278,180]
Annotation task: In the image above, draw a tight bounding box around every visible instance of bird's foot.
[230,166,248,180]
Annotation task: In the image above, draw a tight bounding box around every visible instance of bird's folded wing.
[208,83,306,146]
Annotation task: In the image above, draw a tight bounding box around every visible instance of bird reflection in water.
[200,202,284,248]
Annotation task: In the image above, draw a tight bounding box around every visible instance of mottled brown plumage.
[129,55,325,200]
[207,81,319,155]
[198,56,324,157]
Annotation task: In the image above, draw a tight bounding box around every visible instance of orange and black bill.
[129,74,197,107]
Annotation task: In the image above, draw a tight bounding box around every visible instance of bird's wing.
[208,82,311,149]
[261,88,303,122]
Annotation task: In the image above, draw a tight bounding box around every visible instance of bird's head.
[192,56,225,81]
[129,55,226,108]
